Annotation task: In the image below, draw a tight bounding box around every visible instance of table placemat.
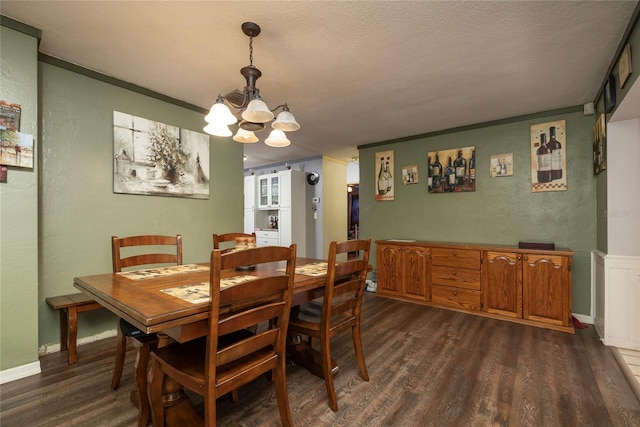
[117,263,209,280]
[279,262,328,277]
[161,275,255,304]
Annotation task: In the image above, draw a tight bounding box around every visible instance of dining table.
[73,257,335,426]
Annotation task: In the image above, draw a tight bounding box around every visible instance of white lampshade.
[204,101,237,125]
[272,109,300,132]
[203,122,232,137]
[264,129,290,147]
[232,128,259,143]
[242,98,274,123]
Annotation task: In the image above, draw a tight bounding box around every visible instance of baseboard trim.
[0,361,41,385]
[38,328,117,356]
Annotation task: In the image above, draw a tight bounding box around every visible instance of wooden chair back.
[212,232,256,253]
[111,234,182,272]
[321,238,371,332]
[205,244,296,422]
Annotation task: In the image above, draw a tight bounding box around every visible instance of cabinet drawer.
[256,237,279,246]
[431,248,481,269]
[431,266,480,290]
[432,285,481,312]
[255,230,278,239]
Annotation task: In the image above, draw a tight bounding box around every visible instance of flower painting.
[113,111,210,199]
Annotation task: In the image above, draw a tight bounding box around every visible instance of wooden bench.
[46,293,103,364]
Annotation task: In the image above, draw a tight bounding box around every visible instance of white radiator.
[593,251,640,350]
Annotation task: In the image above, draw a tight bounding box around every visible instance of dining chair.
[212,232,256,253]
[111,234,182,427]
[288,238,371,412]
[148,244,297,427]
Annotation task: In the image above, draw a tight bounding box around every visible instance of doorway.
[347,184,359,240]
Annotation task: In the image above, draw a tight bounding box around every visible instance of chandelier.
[203,22,300,147]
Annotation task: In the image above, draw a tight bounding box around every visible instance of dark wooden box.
[518,241,555,250]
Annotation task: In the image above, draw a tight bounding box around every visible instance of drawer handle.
[452,291,458,296]
[452,251,457,256]
[452,271,457,275]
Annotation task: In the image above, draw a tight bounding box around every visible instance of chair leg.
[231,389,240,402]
[134,340,156,427]
[352,323,369,381]
[320,334,338,412]
[111,321,127,390]
[148,358,165,427]
[273,359,293,427]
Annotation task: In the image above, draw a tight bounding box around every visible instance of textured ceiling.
[2,1,637,169]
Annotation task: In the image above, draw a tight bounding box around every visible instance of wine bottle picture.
[547,126,563,180]
[377,157,387,195]
[468,150,476,185]
[432,153,443,192]
[536,133,552,183]
[444,156,455,192]
[453,149,466,188]
[427,156,433,191]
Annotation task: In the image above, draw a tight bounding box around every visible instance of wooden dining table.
[73,257,333,426]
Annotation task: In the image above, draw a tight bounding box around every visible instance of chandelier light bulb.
[272,108,300,132]
[264,129,291,147]
[204,99,237,125]
[203,122,232,137]
[242,98,274,123]
[233,128,259,143]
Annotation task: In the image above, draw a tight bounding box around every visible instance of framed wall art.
[0,127,33,169]
[593,113,606,175]
[618,44,632,89]
[375,150,394,201]
[113,111,210,199]
[604,74,616,113]
[490,153,513,177]
[402,164,418,185]
[427,146,475,193]
[0,101,21,131]
[530,120,566,192]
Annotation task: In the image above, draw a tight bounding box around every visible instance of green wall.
[37,63,244,349]
[360,109,596,316]
[0,25,40,371]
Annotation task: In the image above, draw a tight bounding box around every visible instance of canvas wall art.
[427,146,475,193]
[113,111,210,199]
[593,114,606,175]
[530,120,566,192]
[375,150,394,201]
[0,127,34,169]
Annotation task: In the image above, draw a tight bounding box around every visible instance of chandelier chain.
[249,36,254,67]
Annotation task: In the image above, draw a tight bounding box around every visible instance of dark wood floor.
[2,293,639,426]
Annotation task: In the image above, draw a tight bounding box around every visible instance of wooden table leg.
[147,332,202,427]
[287,338,339,378]
[67,306,78,365]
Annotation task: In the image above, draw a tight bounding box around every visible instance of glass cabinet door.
[270,175,280,207]
[259,177,269,207]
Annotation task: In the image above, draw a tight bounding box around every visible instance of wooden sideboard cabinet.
[377,244,429,301]
[376,240,574,333]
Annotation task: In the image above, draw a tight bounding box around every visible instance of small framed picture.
[604,74,616,113]
[490,153,513,177]
[618,44,632,89]
[402,165,419,184]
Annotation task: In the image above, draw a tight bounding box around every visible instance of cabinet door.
[279,171,292,208]
[244,176,256,208]
[269,175,280,207]
[376,244,402,296]
[243,208,255,235]
[279,208,292,247]
[522,254,570,327]
[483,251,522,318]
[258,177,269,208]
[402,246,429,301]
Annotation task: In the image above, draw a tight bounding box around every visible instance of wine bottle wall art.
[427,146,475,193]
[375,150,394,201]
[530,120,567,193]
